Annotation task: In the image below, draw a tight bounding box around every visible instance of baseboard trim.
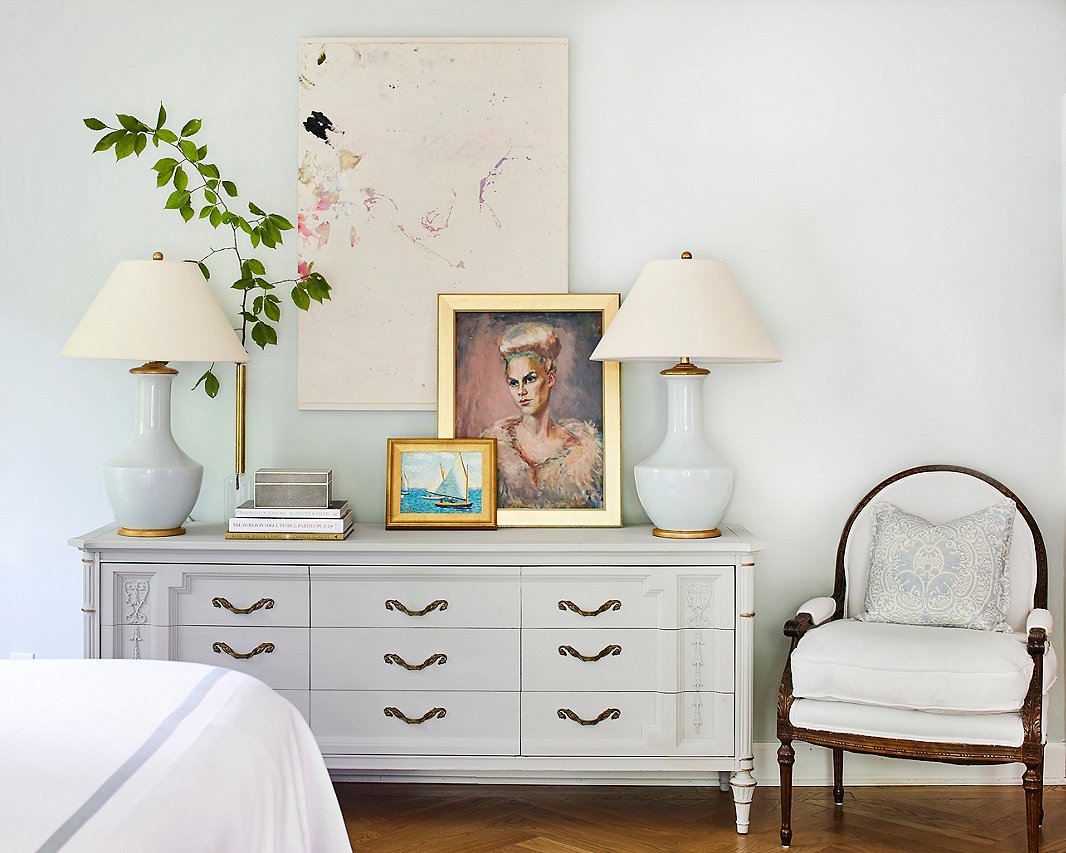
[753,740,1066,786]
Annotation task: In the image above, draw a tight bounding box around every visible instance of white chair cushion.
[791,619,1057,713]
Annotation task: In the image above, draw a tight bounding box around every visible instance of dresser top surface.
[71,522,764,556]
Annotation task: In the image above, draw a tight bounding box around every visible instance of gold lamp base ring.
[118,526,188,538]
[652,527,721,540]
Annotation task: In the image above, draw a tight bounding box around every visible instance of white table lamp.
[62,253,249,536]
[590,252,780,538]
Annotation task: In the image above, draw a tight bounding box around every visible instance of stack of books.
[225,500,353,541]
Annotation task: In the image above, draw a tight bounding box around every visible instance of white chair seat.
[791,619,1056,714]
[789,698,1035,747]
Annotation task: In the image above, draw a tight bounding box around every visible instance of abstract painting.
[297,38,569,410]
[437,294,621,528]
[385,438,497,529]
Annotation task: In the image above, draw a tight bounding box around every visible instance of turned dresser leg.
[730,768,756,835]
[1023,763,1042,852]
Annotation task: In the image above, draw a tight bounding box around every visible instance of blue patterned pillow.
[857,500,1015,631]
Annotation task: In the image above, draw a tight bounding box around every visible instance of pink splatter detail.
[349,226,359,248]
[397,224,464,269]
[362,187,399,215]
[478,153,531,229]
[421,190,456,236]
[315,189,339,211]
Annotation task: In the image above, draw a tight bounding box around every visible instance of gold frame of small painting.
[437,293,621,528]
[385,438,498,530]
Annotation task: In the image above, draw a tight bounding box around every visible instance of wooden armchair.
[777,465,1055,851]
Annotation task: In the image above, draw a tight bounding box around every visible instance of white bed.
[0,659,351,853]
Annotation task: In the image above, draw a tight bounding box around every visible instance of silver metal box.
[253,468,333,509]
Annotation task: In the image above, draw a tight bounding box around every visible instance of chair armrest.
[1027,609,1053,636]
[1027,609,1052,657]
[797,597,837,626]
[783,597,836,640]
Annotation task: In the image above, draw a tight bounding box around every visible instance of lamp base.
[652,527,722,540]
[117,526,188,538]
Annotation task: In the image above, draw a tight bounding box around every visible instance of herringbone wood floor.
[336,782,1066,852]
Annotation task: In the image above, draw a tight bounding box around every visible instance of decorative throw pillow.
[857,500,1015,631]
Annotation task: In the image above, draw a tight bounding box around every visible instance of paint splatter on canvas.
[297,39,569,410]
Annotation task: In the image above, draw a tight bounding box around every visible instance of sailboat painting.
[386,438,497,529]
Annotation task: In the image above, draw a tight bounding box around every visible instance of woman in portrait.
[481,323,603,508]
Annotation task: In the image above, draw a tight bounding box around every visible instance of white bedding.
[0,660,351,853]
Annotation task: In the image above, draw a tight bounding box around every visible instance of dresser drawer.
[521,691,734,757]
[172,626,309,690]
[171,570,308,627]
[523,628,734,693]
[312,628,519,691]
[311,690,519,756]
[522,567,735,630]
[312,566,520,628]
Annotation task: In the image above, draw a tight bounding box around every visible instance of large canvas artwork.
[438,294,621,528]
[297,38,569,410]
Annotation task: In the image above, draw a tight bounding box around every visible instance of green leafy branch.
[83,104,332,397]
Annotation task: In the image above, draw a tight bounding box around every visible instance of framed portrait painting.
[385,438,497,530]
[437,294,621,527]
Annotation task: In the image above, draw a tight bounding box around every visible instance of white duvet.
[0,660,351,853]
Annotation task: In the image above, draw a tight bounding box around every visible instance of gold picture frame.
[437,293,621,527]
[385,438,498,530]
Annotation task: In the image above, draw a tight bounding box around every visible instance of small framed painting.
[385,438,498,530]
[437,293,621,528]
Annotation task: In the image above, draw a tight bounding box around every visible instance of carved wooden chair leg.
[1023,762,1042,853]
[832,748,844,806]
[778,740,795,848]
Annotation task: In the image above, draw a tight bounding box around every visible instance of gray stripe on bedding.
[35,666,229,853]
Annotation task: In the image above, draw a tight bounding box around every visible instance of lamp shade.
[61,258,249,363]
[589,257,780,363]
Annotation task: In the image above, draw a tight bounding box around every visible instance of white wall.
[1,0,1063,746]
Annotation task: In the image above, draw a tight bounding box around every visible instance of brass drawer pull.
[558,599,621,618]
[557,707,621,726]
[558,644,622,662]
[385,599,448,617]
[211,596,275,615]
[384,652,448,671]
[384,706,447,725]
[212,641,275,660]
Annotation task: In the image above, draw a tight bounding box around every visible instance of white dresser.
[71,523,764,833]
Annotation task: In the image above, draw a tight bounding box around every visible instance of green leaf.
[209,208,223,228]
[156,103,167,129]
[180,204,194,222]
[83,117,107,130]
[291,286,311,311]
[251,321,277,349]
[269,214,294,231]
[259,228,276,249]
[164,189,189,209]
[193,369,219,397]
[93,129,125,152]
[241,311,257,323]
[156,169,171,187]
[173,166,188,191]
[180,118,202,137]
[206,179,218,190]
[249,230,261,249]
[198,205,213,219]
[133,133,147,155]
[252,295,264,315]
[264,300,281,322]
[157,128,178,143]
[114,133,136,160]
[221,180,237,197]
[245,258,265,276]
[238,218,252,235]
[305,273,332,303]
[117,113,143,132]
[248,201,265,216]
[199,163,219,180]
[196,145,207,160]
[178,139,199,161]
[151,132,159,148]
[197,262,210,280]
[231,277,255,290]
[152,157,178,172]
[204,189,217,204]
